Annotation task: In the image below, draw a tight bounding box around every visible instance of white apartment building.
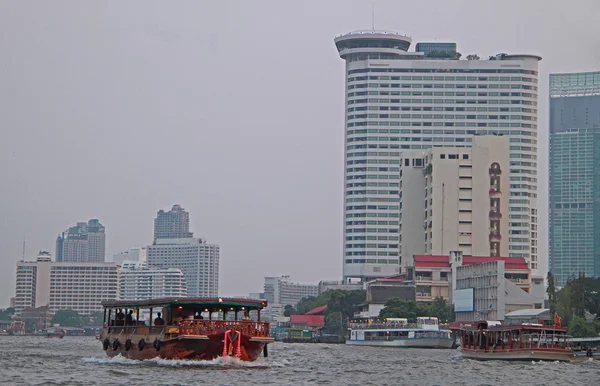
[113,247,147,265]
[118,262,187,301]
[263,276,319,308]
[334,31,540,281]
[146,238,219,297]
[14,252,118,315]
[399,135,520,270]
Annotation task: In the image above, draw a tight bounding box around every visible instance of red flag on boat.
[553,312,561,327]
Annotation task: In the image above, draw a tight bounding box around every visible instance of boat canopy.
[101,297,268,312]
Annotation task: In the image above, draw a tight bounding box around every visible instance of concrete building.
[113,247,147,265]
[334,30,541,281]
[263,276,319,308]
[409,253,534,305]
[118,262,187,301]
[154,205,193,241]
[399,135,514,271]
[56,219,106,262]
[14,252,118,316]
[317,280,363,294]
[454,259,540,322]
[146,238,219,297]
[549,71,600,286]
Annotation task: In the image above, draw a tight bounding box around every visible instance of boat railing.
[106,320,271,338]
[178,320,270,338]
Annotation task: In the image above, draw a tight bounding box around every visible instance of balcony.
[489,210,502,219]
[489,232,502,241]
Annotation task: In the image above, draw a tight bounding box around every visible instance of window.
[462,154,469,159]
[440,154,446,159]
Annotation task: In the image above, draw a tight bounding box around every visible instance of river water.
[0,336,598,385]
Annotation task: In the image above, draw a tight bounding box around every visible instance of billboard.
[454,288,474,312]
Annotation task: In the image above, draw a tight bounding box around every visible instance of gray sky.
[1,0,599,306]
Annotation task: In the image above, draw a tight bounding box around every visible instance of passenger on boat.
[116,309,125,321]
[154,312,165,326]
[194,312,204,320]
[242,311,251,320]
[125,310,136,325]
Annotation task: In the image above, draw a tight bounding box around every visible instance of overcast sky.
[1,0,599,306]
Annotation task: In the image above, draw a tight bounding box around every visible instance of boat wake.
[83,354,284,369]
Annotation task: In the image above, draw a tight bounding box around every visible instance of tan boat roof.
[101,297,267,310]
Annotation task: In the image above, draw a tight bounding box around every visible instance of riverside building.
[334,30,541,281]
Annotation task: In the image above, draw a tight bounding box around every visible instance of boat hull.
[460,348,574,362]
[102,333,271,362]
[346,338,454,349]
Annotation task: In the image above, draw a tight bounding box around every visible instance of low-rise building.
[14,252,118,316]
[118,262,187,301]
[318,280,363,294]
[408,253,531,304]
[354,274,415,319]
[263,276,318,308]
[454,260,540,322]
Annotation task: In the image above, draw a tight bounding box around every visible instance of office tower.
[334,30,540,281]
[154,205,193,241]
[14,251,118,315]
[399,135,511,271]
[146,238,219,297]
[55,219,106,262]
[549,71,600,286]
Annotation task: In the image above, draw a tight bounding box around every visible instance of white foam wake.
[83,354,289,368]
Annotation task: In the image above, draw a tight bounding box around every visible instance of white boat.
[346,317,455,348]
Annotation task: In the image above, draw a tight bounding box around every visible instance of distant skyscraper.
[549,71,600,286]
[334,29,541,282]
[154,205,193,241]
[55,219,106,262]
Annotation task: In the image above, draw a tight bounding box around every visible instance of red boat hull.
[104,333,268,361]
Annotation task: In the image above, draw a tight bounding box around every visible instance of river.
[0,336,598,385]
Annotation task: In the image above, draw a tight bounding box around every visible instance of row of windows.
[347,189,399,195]
[348,68,538,75]
[349,122,535,128]
[348,98,536,105]
[346,197,399,203]
[349,114,533,121]
[347,128,537,136]
[347,182,400,188]
[347,166,402,172]
[346,213,400,218]
[346,220,400,226]
[348,74,536,81]
[345,258,400,264]
[348,147,534,158]
[346,205,400,211]
[346,236,400,241]
[348,83,537,91]
[349,106,536,113]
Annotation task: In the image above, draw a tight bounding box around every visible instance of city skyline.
[1,1,600,306]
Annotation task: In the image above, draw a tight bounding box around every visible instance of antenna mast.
[372,3,375,31]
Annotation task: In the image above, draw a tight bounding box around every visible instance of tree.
[0,308,15,320]
[466,54,480,60]
[379,298,426,322]
[88,311,105,326]
[50,310,85,327]
[547,272,557,316]
[428,296,455,322]
[568,317,596,338]
[283,305,296,317]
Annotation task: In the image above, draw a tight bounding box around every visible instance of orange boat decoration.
[99,297,273,361]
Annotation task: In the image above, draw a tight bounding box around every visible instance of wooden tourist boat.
[99,297,273,361]
[458,321,574,362]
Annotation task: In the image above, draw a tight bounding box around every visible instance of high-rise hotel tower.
[334,30,541,281]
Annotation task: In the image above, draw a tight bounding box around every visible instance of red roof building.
[289,305,327,327]
[409,254,531,303]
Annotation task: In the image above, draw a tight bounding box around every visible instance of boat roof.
[462,323,569,332]
[101,297,267,310]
